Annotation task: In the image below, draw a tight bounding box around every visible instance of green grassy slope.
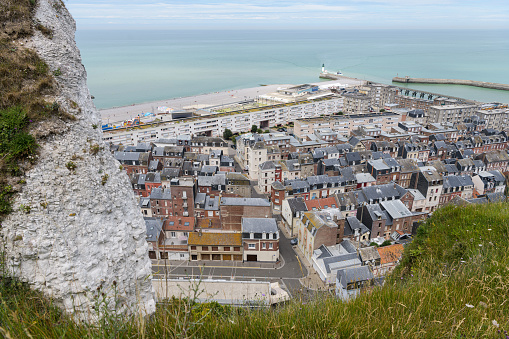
[2,202,509,338]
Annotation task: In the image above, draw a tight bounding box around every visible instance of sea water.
[75,29,509,109]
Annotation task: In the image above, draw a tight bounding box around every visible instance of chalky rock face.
[0,0,155,321]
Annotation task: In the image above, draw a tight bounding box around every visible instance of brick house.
[380,200,422,236]
[115,151,151,175]
[194,193,221,229]
[220,197,272,231]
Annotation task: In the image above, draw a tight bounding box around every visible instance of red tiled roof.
[377,244,404,265]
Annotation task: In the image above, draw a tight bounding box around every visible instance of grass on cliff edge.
[1,202,509,338]
[0,0,75,220]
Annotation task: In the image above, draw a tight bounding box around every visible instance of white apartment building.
[427,104,479,125]
[102,96,344,146]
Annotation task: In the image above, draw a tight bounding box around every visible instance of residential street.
[152,233,308,295]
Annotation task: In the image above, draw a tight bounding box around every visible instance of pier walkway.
[392,76,509,92]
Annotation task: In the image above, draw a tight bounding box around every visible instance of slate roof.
[149,160,161,171]
[140,197,150,208]
[114,151,143,162]
[398,159,420,173]
[204,195,220,210]
[323,253,360,274]
[340,239,357,253]
[380,200,414,219]
[144,217,164,242]
[259,161,276,170]
[345,152,362,163]
[198,174,226,187]
[488,170,505,182]
[344,217,370,236]
[200,165,218,174]
[356,173,376,183]
[362,183,406,202]
[271,181,285,190]
[365,204,387,221]
[368,159,390,171]
[486,192,507,203]
[286,159,300,172]
[242,218,278,233]
[407,189,426,200]
[322,158,340,167]
[145,172,161,183]
[287,197,308,213]
[152,147,164,157]
[194,192,206,206]
[337,266,374,289]
[150,187,172,200]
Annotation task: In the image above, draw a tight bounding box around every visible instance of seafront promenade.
[99,78,365,124]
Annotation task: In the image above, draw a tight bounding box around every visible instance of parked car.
[290,238,298,246]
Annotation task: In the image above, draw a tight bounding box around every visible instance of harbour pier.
[392,76,509,92]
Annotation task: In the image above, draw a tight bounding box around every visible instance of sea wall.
[0,0,155,321]
[392,77,509,91]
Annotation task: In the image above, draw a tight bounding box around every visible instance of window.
[208,211,213,217]
[262,243,266,249]
[224,247,230,251]
[248,244,256,249]
[234,247,241,251]
[202,246,208,251]
[269,243,274,249]
[170,232,176,238]
[273,233,277,239]
[184,222,190,226]
[212,246,218,251]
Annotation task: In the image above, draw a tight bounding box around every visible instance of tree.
[380,239,392,247]
[223,128,233,140]
[251,125,258,133]
[379,109,386,113]
[369,242,379,247]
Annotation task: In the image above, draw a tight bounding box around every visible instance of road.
[152,233,308,295]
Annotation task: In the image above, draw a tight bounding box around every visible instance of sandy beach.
[99,78,365,124]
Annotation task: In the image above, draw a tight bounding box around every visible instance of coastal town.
[107,76,509,302]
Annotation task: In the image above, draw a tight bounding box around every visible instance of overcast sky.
[66,0,509,30]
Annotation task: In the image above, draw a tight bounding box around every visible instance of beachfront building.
[426,104,479,125]
[102,95,344,146]
[293,113,401,139]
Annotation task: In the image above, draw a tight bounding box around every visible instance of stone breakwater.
[0,0,155,321]
[392,77,509,91]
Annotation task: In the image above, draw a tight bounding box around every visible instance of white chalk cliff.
[1,0,155,321]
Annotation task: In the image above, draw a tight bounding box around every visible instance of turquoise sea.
[75,29,509,109]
